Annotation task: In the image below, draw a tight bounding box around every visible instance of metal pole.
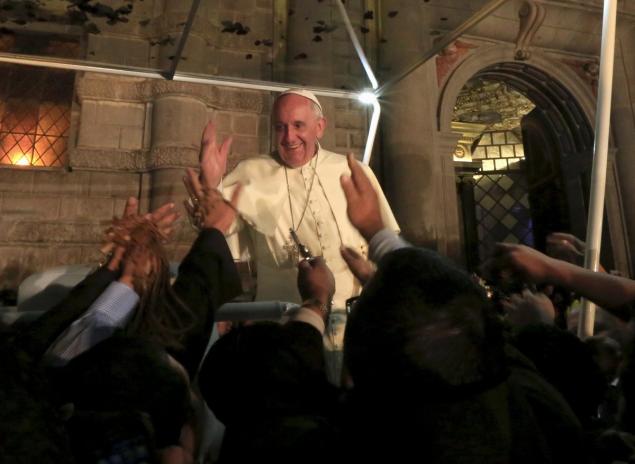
[578,0,618,339]
[0,52,359,100]
[362,98,381,165]
[334,0,379,89]
[166,0,203,79]
[376,0,510,95]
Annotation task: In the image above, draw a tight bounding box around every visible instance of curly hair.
[119,220,196,351]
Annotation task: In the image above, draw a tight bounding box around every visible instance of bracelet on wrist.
[301,298,332,317]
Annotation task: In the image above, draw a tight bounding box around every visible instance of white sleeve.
[44,281,139,366]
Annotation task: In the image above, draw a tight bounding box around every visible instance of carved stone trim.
[76,75,149,103]
[436,131,463,158]
[435,40,479,86]
[145,147,199,170]
[514,1,546,61]
[76,74,268,113]
[70,147,201,171]
[70,148,147,171]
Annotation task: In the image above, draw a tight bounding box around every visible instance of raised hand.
[184,167,242,233]
[340,246,375,285]
[102,197,179,271]
[500,289,556,327]
[297,256,335,310]
[481,242,559,285]
[546,232,585,266]
[118,244,159,294]
[199,121,233,189]
[339,153,384,241]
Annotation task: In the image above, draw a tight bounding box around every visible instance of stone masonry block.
[9,221,103,243]
[335,130,349,148]
[112,197,130,218]
[78,121,121,149]
[232,114,258,136]
[0,246,27,289]
[213,111,233,133]
[0,169,34,193]
[81,246,103,264]
[350,132,366,149]
[95,101,145,128]
[2,195,60,220]
[55,246,85,265]
[60,198,115,221]
[335,99,350,111]
[89,35,150,68]
[231,136,260,157]
[335,111,366,130]
[88,172,140,198]
[220,0,257,11]
[32,170,91,196]
[258,116,270,153]
[119,126,144,150]
[217,50,262,80]
[152,96,207,148]
[79,101,146,149]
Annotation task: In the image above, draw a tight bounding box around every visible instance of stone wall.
[0,168,140,289]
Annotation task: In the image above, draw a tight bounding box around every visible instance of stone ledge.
[77,75,268,114]
[70,147,200,171]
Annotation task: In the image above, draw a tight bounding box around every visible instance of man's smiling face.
[273,94,326,168]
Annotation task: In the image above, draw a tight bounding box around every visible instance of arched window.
[0,33,78,168]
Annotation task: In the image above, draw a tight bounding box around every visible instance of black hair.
[57,334,191,449]
[345,247,508,398]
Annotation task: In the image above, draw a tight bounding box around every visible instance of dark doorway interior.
[456,62,614,271]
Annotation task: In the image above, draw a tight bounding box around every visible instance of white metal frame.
[0,0,621,322]
[578,0,619,338]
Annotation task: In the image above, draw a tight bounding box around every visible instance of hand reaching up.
[199,121,232,189]
[340,153,384,241]
[184,167,242,233]
[340,246,375,285]
[297,257,335,320]
[102,197,179,272]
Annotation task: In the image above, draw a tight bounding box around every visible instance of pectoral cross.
[283,233,300,264]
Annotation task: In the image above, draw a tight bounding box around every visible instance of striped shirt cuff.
[283,306,326,335]
[91,280,139,325]
[369,228,410,262]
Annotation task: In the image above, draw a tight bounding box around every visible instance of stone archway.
[438,45,630,274]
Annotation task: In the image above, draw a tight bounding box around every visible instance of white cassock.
[222,147,399,380]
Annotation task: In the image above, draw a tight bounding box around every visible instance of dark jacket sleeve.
[14,266,118,361]
[170,227,242,378]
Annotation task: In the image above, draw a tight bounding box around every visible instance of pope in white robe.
[198,89,399,380]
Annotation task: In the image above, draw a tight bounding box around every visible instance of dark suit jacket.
[198,320,341,464]
[171,227,242,378]
[14,227,241,380]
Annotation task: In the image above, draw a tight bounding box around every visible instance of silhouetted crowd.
[2,155,634,464]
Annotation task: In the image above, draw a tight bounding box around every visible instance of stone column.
[149,91,207,211]
[435,131,463,260]
[611,22,635,271]
[379,1,462,260]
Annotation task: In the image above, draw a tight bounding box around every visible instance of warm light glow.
[358,90,378,105]
[7,149,32,166]
[15,156,31,166]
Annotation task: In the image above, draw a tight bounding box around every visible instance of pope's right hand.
[199,121,233,188]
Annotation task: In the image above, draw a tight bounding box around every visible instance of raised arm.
[340,153,409,271]
[16,198,179,360]
[487,242,635,310]
[199,121,233,189]
[171,170,243,377]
